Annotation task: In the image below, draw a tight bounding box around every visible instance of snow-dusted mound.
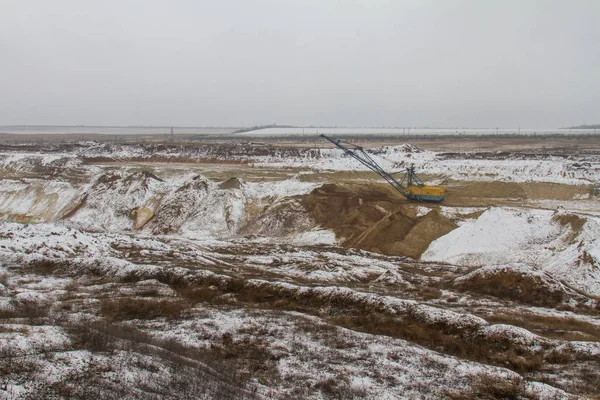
[423,207,600,296]
[0,154,321,238]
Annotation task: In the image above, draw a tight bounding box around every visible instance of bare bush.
[446,373,531,400]
[486,311,600,342]
[0,299,50,325]
[100,297,189,321]
[66,320,118,352]
[177,285,221,303]
[420,286,442,300]
[27,259,61,275]
[469,373,529,400]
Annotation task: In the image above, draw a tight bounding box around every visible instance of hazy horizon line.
[2,124,592,130]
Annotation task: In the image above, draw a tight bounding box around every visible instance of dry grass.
[172,280,556,374]
[419,286,442,300]
[0,299,50,325]
[27,259,60,275]
[61,319,256,397]
[453,269,565,307]
[100,297,189,321]
[177,285,222,303]
[327,313,545,373]
[486,311,600,342]
[446,373,531,400]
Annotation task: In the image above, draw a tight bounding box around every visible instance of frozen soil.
[1,139,600,399]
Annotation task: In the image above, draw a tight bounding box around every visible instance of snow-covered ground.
[422,207,600,296]
[1,141,600,398]
[0,220,594,398]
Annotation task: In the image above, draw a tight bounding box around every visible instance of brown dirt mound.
[131,207,154,230]
[302,184,457,259]
[302,183,402,241]
[219,177,243,189]
[240,200,313,237]
[552,212,587,244]
[350,211,416,254]
[552,212,586,238]
[386,210,457,259]
[144,175,209,234]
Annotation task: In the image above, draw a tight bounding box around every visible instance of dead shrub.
[492,350,544,373]
[313,375,366,399]
[220,282,550,375]
[100,297,189,321]
[177,285,221,303]
[545,348,572,364]
[420,286,442,300]
[63,279,79,292]
[211,335,276,381]
[469,373,528,400]
[137,287,161,297]
[329,314,468,357]
[226,278,246,293]
[486,311,600,342]
[0,299,51,325]
[67,321,116,352]
[555,304,574,312]
[20,300,51,325]
[314,376,345,396]
[46,361,124,399]
[28,259,60,275]
[454,269,564,307]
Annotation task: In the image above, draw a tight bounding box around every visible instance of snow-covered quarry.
[1,139,599,398]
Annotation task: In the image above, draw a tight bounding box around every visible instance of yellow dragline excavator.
[321,134,445,202]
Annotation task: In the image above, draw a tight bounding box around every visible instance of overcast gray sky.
[1,0,598,127]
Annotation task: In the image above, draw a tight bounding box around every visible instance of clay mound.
[387,210,458,259]
[302,183,458,259]
[67,169,164,231]
[302,183,403,242]
[219,177,244,190]
[350,211,416,254]
[552,212,586,243]
[453,264,567,307]
[144,175,210,235]
[241,200,313,237]
[131,207,154,230]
